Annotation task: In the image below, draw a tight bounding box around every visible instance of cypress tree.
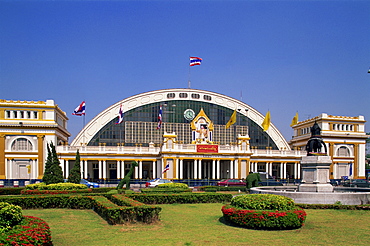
[68,149,81,184]
[42,144,53,184]
[49,142,64,184]
[42,142,64,184]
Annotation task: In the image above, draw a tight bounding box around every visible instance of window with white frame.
[11,138,33,151]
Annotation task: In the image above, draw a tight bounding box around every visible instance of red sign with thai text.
[196,145,218,153]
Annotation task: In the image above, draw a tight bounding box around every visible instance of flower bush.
[0,216,52,245]
[0,202,23,231]
[222,194,306,230]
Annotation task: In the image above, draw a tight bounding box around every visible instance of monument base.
[298,183,334,192]
[298,155,333,193]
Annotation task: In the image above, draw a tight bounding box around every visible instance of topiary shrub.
[0,202,23,231]
[222,194,306,230]
[231,194,296,211]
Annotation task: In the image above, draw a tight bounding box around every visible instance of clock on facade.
[184,109,195,121]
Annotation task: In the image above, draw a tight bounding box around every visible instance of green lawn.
[23,203,370,246]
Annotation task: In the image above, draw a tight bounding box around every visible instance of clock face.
[184,109,195,121]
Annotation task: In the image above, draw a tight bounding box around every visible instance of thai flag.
[115,105,124,124]
[72,101,85,116]
[190,57,202,66]
[156,106,163,129]
[162,163,170,173]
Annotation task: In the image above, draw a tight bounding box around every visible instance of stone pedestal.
[298,156,333,192]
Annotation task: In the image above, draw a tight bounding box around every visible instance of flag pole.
[83,107,86,145]
[188,56,191,88]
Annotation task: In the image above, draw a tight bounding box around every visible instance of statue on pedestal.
[305,122,327,156]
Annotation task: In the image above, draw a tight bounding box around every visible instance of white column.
[279,162,284,179]
[179,159,183,179]
[138,161,142,179]
[103,160,107,179]
[216,160,220,179]
[152,161,156,179]
[269,162,273,176]
[65,160,69,179]
[297,163,301,179]
[117,160,121,179]
[194,160,198,179]
[198,159,202,179]
[84,160,88,179]
[80,160,84,179]
[229,160,234,179]
[212,160,216,179]
[254,162,258,173]
[333,162,337,179]
[98,160,102,179]
[32,159,37,179]
[294,162,297,180]
[8,159,12,179]
[234,159,238,179]
[134,162,139,179]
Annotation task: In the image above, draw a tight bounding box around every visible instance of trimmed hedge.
[0,188,23,196]
[158,183,189,189]
[140,188,192,194]
[0,194,161,225]
[25,182,86,190]
[126,193,233,204]
[0,194,94,209]
[222,194,306,230]
[21,189,92,195]
[198,186,247,192]
[89,195,161,224]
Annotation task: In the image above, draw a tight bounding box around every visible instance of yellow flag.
[225,109,237,129]
[262,111,270,131]
[290,112,298,127]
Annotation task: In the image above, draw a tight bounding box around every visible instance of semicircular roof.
[71,88,290,150]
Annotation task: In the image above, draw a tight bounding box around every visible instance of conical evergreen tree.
[68,150,81,184]
[49,142,64,184]
[42,142,64,184]
[42,144,53,184]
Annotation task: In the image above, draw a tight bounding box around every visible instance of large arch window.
[11,138,33,151]
[337,146,350,157]
[88,100,277,149]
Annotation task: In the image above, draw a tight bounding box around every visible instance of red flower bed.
[221,205,307,230]
[0,216,52,245]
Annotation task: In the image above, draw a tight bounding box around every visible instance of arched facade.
[71,89,290,150]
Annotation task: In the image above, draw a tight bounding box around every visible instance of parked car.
[342,179,370,188]
[216,179,246,187]
[80,179,100,188]
[145,178,173,188]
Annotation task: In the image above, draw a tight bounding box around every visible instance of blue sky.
[1,0,369,142]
